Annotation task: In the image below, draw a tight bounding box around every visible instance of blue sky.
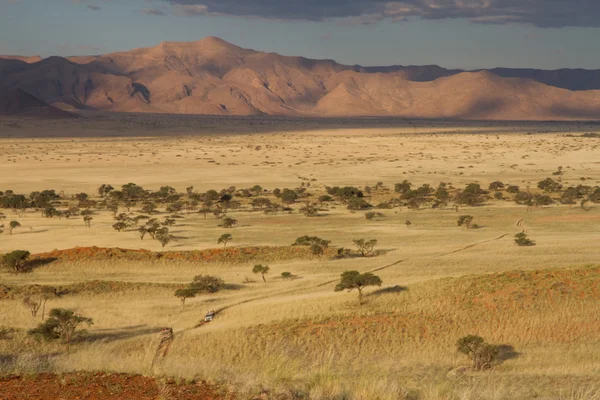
[1,0,600,70]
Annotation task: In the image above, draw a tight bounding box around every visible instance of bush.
[347,197,371,210]
[488,181,505,190]
[281,272,293,280]
[456,335,500,371]
[514,232,535,246]
[365,212,384,220]
[457,215,474,229]
[221,217,238,228]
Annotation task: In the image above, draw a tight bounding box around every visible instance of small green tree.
[28,308,93,351]
[515,232,535,246]
[218,233,232,247]
[252,264,270,283]
[353,239,378,257]
[457,215,474,229]
[456,335,500,371]
[174,287,196,309]
[7,220,20,235]
[1,250,30,273]
[334,270,382,305]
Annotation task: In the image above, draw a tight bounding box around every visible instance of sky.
[1,0,600,70]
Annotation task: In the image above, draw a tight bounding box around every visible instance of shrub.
[365,212,384,220]
[457,215,474,229]
[537,178,562,192]
[347,197,371,210]
[514,232,535,246]
[456,335,500,371]
[281,272,293,280]
[488,181,505,190]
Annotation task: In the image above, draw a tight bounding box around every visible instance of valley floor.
[1,118,600,399]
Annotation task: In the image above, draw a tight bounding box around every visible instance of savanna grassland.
[1,116,600,400]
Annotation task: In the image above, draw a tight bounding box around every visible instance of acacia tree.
[155,227,175,248]
[334,270,382,305]
[353,239,378,257]
[252,264,270,283]
[28,308,93,352]
[22,286,56,319]
[1,250,30,273]
[456,335,500,371]
[23,295,42,317]
[190,275,225,293]
[7,220,20,235]
[457,215,474,229]
[218,233,232,247]
[174,288,196,309]
[83,216,93,228]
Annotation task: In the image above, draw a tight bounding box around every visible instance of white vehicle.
[204,310,215,322]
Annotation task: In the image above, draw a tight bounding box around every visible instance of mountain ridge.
[2,37,600,120]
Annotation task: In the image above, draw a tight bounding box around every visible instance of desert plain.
[0,115,600,399]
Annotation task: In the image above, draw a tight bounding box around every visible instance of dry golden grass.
[1,121,600,399]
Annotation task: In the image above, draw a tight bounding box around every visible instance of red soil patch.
[0,372,235,400]
[30,246,335,265]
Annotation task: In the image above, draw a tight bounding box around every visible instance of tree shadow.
[336,248,396,260]
[76,325,160,344]
[223,283,245,291]
[497,344,520,363]
[22,257,58,272]
[369,285,409,297]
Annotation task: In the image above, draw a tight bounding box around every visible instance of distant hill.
[0,55,42,63]
[0,88,75,118]
[1,37,600,120]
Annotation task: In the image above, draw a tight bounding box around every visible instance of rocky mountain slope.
[2,37,600,120]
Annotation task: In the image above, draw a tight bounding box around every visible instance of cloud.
[142,8,167,16]
[161,0,600,28]
[87,5,101,10]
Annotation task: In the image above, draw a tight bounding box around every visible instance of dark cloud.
[87,5,101,11]
[163,0,600,28]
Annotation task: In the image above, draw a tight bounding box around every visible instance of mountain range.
[2,36,600,120]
